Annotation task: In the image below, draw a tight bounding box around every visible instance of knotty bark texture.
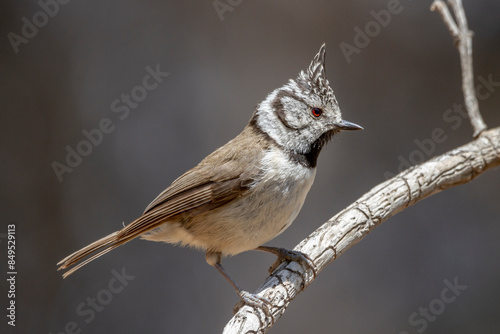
[224,127,500,333]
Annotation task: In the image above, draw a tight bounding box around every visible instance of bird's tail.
[57,212,165,278]
[57,231,127,278]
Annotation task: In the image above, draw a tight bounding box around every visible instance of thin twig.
[431,0,487,137]
[431,1,460,40]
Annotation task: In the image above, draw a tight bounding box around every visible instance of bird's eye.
[311,108,323,117]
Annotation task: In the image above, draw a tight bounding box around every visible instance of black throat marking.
[289,129,335,168]
[248,112,334,169]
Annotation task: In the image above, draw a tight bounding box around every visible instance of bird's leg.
[205,251,273,319]
[255,246,317,278]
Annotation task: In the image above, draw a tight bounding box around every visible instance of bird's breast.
[144,147,317,256]
[214,147,317,255]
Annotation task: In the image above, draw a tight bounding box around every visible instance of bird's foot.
[233,290,274,322]
[268,248,316,278]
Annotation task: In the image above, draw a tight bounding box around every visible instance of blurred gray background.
[1,0,500,333]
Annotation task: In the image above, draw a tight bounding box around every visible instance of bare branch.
[224,127,500,333]
[431,1,460,40]
[431,0,487,137]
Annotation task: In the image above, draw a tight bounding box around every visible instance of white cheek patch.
[280,96,309,129]
[255,85,331,154]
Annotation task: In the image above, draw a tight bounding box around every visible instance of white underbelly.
[222,170,315,254]
[142,148,317,256]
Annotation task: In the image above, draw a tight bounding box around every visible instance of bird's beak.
[333,120,363,131]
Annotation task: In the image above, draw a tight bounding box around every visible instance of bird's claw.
[268,249,317,279]
[233,290,274,323]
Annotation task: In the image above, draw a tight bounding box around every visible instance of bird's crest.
[296,43,338,107]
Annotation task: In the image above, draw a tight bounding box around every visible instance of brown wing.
[57,125,267,278]
[143,158,248,214]
[116,160,257,240]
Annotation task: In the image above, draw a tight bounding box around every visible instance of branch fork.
[431,0,487,137]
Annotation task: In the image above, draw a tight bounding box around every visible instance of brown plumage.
[57,121,270,278]
[58,44,362,314]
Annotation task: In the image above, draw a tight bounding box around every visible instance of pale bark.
[431,0,487,137]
